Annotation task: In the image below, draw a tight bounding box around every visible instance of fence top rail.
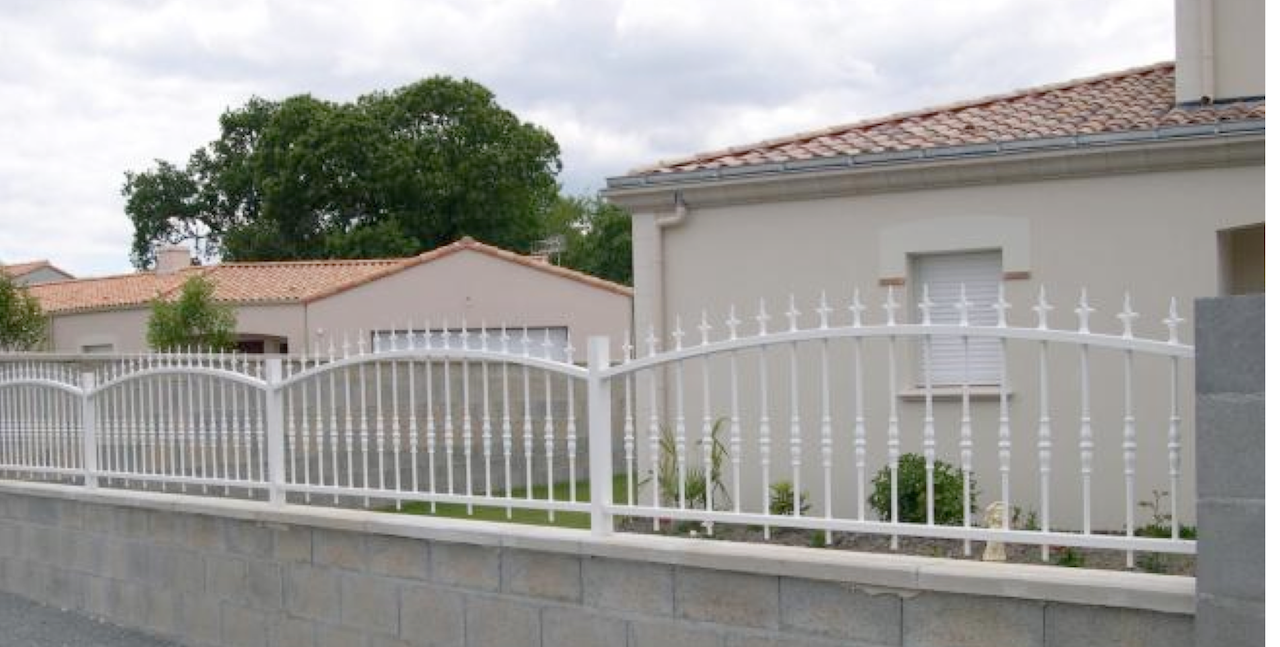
[279,347,587,387]
[0,376,85,396]
[602,287,1192,378]
[94,364,268,393]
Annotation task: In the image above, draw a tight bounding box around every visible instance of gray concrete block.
[501,548,580,603]
[316,624,368,647]
[0,523,15,559]
[208,554,282,608]
[780,577,901,644]
[225,519,276,558]
[105,579,148,627]
[285,564,341,621]
[182,595,224,646]
[185,515,225,552]
[400,584,465,647]
[1195,295,1264,396]
[903,591,1044,647]
[314,528,367,571]
[47,566,85,611]
[274,526,313,563]
[82,503,116,534]
[116,507,151,538]
[629,619,723,647]
[369,636,415,647]
[22,496,60,526]
[724,633,855,647]
[82,574,112,618]
[430,542,499,592]
[148,510,182,544]
[69,532,108,575]
[541,607,627,647]
[269,614,316,647]
[340,572,400,634]
[20,524,55,564]
[1196,594,1265,647]
[1196,498,1265,602]
[222,603,270,647]
[464,595,539,647]
[147,545,206,593]
[368,535,428,580]
[583,556,674,616]
[1196,393,1265,500]
[676,566,780,631]
[1045,603,1192,647]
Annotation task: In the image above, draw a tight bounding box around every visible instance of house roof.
[1,260,73,281]
[628,62,1265,176]
[28,238,631,315]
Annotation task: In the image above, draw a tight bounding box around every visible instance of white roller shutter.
[913,251,1002,385]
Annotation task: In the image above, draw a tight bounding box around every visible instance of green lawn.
[387,474,633,529]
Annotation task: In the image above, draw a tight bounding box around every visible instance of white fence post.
[587,336,614,537]
[265,358,286,505]
[80,372,98,489]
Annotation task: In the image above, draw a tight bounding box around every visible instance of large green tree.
[540,195,633,285]
[146,275,237,351]
[0,274,45,351]
[124,77,562,268]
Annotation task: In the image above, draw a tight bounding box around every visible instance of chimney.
[1175,0,1264,104]
[155,244,192,275]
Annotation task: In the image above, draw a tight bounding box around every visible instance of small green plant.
[1022,509,1039,532]
[868,454,977,525]
[808,531,826,548]
[655,418,730,511]
[1051,547,1084,568]
[1135,490,1196,539]
[768,480,812,516]
[1136,553,1169,574]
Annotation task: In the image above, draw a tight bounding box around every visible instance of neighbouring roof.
[29,238,631,315]
[625,62,1265,177]
[1,260,73,281]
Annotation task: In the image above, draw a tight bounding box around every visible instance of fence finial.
[883,286,899,325]
[956,284,971,327]
[850,289,866,327]
[441,319,452,348]
[994,283,1011,328]
[919,284,934,325]
[460,319,471,350]
[542,328,553,359]
[327,337,336,361]
[357,330,367,356]
[522,325,531,356]
[500,323,510,354]
[672,315,686,351]
[698,310,711,346]
[726,305,741,340]
[1163,297,1183,345]
[785,294,800,332]
[756,298,771,336]
[563,332,574,362]
[1118,292,1138,339]
[1075,288,1094,333]
[645,325,658,357]
[1033,285,1053,330]
[479,321,490,351]
[621,330,633,362]
[816,291,832,329]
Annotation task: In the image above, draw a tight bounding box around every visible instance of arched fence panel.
[0,361,85,483]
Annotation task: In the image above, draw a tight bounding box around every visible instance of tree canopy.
[124,77,563,268]
[542,196,632,285]
[0,274,45,351]
[146,275,237,351]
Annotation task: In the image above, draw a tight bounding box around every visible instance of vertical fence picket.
[698,312,713,525]
[1119,294,1139,568]
[1164,299,1184,540]
[956,286,974,556]
[920,286,936,527]
[1076,290,1095,535]
[755,300,772,539]
[1034,286,1054,562]
[884,288,901,550]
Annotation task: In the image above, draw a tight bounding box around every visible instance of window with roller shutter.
[911,250,1002,386]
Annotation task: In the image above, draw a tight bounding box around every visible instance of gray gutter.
[604,119,1265,190]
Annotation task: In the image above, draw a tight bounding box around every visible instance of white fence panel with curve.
[0,287,1194,563]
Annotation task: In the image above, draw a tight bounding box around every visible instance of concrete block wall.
[0,485,1195,647]
[1194,295,1264,647]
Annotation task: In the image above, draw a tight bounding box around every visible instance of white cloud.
[0,0,1171,276]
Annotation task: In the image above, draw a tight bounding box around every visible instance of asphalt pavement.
[0,591,183,647]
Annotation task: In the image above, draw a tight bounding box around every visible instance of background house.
[602,0,1262,528]
[1,260,74,286]
[28,238,632,362]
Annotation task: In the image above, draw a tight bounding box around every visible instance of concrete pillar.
[1194,295,1264,647]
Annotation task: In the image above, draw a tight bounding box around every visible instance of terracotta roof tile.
[28,239,631,315]
[1,260,72,280]
[632,62,1264,175]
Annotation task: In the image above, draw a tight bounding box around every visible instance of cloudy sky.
[0,0,1172,276]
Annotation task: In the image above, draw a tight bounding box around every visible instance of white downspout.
[1199,0,1215,102]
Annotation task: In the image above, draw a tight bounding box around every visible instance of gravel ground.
[619,518,1196,576]
[0,591,183,647]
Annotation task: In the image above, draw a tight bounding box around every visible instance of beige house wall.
[619,159,1261,530]
[305,249,632,363]
[1175,0,1265,102]
[47,303,307,354]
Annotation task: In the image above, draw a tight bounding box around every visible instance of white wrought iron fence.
[0,287,1194,564]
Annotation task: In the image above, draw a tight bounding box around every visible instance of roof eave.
[602,122,1264,211]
